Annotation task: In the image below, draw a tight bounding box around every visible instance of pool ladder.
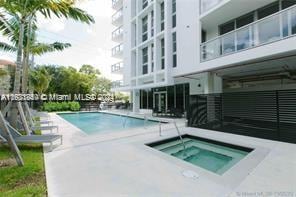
[158,120,186,152]
[122,112,129,128]
[174,121,186,152]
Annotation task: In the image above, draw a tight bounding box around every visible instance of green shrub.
[69,101,80,111]
[42,101,80,112]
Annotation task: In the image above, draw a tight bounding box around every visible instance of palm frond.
[38,0,95,24]
[30,42,71,56]
[0,41,16,52]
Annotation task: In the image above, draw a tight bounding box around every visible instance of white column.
[132,89,140,113]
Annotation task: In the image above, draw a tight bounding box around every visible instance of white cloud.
[37,16,66,33]
[77,0,113,18]
[33,0,120,81]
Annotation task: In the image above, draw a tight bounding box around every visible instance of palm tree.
[0,0,94,127]
[29,67,52,96]
[0,15,72,92]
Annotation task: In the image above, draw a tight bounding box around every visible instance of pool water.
[59,112,158,135]
[149,135,252,175]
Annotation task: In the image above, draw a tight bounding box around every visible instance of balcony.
[112,0,123,10]
[111,62,123,74]
[112,44,123,58]
[200,0,276,30]
[112,26,123,42]
[112,80,124,88]
[201,5,296,62]
[112,8,123,27]
[200,0,224,14]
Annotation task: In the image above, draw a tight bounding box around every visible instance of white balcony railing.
[201,5,296,62]
[112,8,123,25]
[112,0,122,8]
[111,62,123,73]
[112,26,123,41]
[112,80,124,88]
[112,44,123,56]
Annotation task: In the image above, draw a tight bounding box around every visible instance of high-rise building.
[111,0,296,114]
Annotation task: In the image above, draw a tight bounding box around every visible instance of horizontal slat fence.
[187,89,296,143]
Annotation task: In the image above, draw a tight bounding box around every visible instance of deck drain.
[182,170,199,179]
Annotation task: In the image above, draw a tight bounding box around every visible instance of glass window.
[142,90,148,109]
[172,32,177,67]
[148,90,153,109]
[202,30,207,43]
[176,84,184,110]
[258,2,279,19]
[184,84,189,113]
[143,0,148,9]
[236,13,254,28]
[142,16,148,42]
[151,44,154,72]
[161,2,165,31]
[282,0,296,9]
[161,38,165,69]
[167,86,175,109]
[172,32,177,52]
[142,47,148,74]
[151,11,154,37]
[219,21,235,35]
[173,55,177,68]
[172,0,176,28]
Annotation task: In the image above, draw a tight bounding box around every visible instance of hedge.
[42,102,80,112]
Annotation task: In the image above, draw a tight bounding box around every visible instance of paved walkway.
[43,112,296,197]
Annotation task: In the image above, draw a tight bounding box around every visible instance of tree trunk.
[22,18,32,94]
[10,21,24,128]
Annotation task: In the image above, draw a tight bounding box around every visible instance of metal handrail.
[174,121,186,152]
[122,112,129,127]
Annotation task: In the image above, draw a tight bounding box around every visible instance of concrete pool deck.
[43,112,296,197]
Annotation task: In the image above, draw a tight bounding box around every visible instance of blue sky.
[0,0,120,80]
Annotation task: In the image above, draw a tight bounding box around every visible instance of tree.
[92,77,112,95]
[0,0,94,127]
[60,68,95,95]
[0,15,72,92]
[0,69,7,77]
[79,64,100,75]
[115,92,130,103]
[29,67,52,96]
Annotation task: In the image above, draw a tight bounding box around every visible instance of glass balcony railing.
[111,62,123,73]
[112,44,123,56]
[112,8,123,23]
[112,0,121,7]
[112,26,123,40]
[201,5,296,62]
[112,80,124,88]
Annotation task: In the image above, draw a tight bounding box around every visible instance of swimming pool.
[58,112,158,135]
[148,135,252,175]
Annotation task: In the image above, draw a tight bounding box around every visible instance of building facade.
[111,0,296,114]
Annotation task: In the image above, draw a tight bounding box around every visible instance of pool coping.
[56,111,172,136]
[133,127,270,190]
